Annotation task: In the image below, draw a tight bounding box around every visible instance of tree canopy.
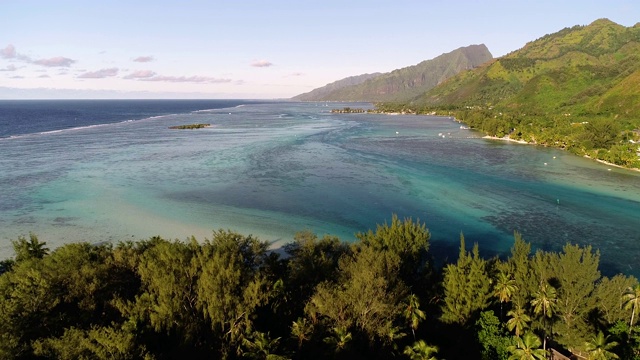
[0,220,637,359]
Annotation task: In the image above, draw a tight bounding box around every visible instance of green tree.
[403,340,439,360]
[506,307,531,338]
[323,327,352,353]
[290,318,313,349]
[505,232,534,309]
[404,294,426,340]
[306,245,405,344]
[383,323,406,351]
[45,243,126,327]
[494,271,517,317]
[119,238,203,344]
[583,119,620,149]
[0,265,59,357]
[0,242,125,358]
[607,321,640,360]
[594,275,637,326]
[356,214,431,288]
[441,235,491,325]
[530,283,556,351]
[476,310,514,360]
[551,243,601,348]
[242,331,287,360]
[196,230,273,358]
[284,231,349,316]
[32,325,150,360]
[584,331,619,360]
[530,283,556,320]
[11,233,49,262]
[623,284,640,331]
[507,332,547,360]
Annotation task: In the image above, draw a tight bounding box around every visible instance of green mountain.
[291,73,381,101]
[416,19,640,114]
[292,44,493,102]
[383,19,640,168]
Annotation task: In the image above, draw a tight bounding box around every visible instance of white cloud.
[77,67,119,78]
[1,44,16,59]
[139,75,232,83]
[133,56,154,63]
[1,44,30,62]
[2,44,75,68]
[251,59,273,67]
[0,64,17,72]
[123,70,156,79]
[33,57,76,67]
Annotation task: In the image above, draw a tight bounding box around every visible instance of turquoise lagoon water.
[0,101,638,276]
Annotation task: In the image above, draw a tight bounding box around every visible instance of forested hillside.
[1,216,639,359]
[291,73,381,101]
[379,19,640,168]
[292,45,492,102]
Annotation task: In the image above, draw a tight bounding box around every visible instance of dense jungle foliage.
[377,19,640,169]
[1,215,639,359]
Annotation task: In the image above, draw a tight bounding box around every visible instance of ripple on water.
[0,103,639,278]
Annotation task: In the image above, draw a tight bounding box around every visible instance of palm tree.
[384,322,406,350]
[403,340,439,360]
[290,318,313,349]
[494,271,517,313]
[584,331,619,360]
[323,327,352,353]
[404,294,426,339]
[530,283,557,351]
[622,285,640,331]
[507,306,531,337]
[508,332,547,360]
[12,233,49,262]
[531,283,556,319]
[242,331,286,360]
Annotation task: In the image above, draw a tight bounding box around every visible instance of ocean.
[1,100,639,276]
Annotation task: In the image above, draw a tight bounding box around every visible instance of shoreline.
[482,135,530,145]
[482,135,640,173]
[589,156,640,173]
[373,109,640,172]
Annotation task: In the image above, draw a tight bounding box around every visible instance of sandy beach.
[482,135,531,145]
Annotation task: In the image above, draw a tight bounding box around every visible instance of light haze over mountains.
[292,45,493,102]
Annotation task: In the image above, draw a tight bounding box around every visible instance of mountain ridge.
[292,44,493,102]
[291,73,381,101]
[415,18,640,115]
[380,18,640,168]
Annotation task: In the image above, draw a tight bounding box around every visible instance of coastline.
[589,156,640,173]
[482,135,640,173]
[375,110,640,172]
[482,135,530,145]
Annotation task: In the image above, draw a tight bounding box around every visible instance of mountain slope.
[416,19,640,119]
[386,19,640,168]
[291,73,381,101]
[325,44,492,102]
[292,44,492,102]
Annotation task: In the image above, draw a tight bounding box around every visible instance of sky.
[1,0,639,99]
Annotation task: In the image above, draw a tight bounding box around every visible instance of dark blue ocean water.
[0,100,639,276]
[0,99,259,138]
